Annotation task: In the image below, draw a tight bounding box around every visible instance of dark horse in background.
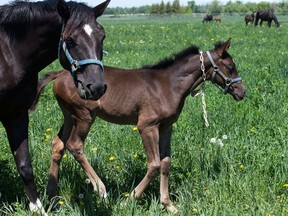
[245,13,255,25]
[31,38,246,213]
[202,14,213,23]
[0,0,110,214]
[255,9,280,27]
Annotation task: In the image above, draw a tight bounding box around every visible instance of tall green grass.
[0,14,287,215]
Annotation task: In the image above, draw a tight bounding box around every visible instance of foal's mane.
[144,41,228,69]
[143,45,199,69]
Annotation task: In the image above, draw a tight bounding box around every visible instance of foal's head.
[58,0,110,100]
[206,38,246,101]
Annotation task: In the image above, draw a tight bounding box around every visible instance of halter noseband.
[206,51,242,94]
[58,23,104,86]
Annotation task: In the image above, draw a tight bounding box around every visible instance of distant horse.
[203,14,213,23]
[213,17,221,22]
[0,0,110,214]
[255,9,280,27]
[245,13,255,25]
[31,38,246,213]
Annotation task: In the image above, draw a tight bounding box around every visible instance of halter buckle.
[71,60,79,72]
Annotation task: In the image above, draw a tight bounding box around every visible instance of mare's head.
[58,0,110,100]
[206,38,246,101]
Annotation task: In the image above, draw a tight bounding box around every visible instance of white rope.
[199,51,209,127]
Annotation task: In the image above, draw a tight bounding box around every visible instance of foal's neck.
[170,53,205,97]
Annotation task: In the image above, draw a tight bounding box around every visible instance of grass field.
[0,14,288,215]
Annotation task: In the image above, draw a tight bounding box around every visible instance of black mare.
[202,14,213,23]
[255,9,280,27]
[0,0,110,213]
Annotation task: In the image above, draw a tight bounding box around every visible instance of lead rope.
[200,51,209,127]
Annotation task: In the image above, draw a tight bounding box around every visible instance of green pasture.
[0,14,288,215]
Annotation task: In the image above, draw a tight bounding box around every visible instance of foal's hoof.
[163,203,179,214]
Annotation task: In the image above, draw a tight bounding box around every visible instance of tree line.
[104,0,288,15]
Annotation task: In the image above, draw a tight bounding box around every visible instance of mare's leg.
[131,125,161,199]
[159,126,178,213]
[268,20,272,27]
[66,119,107,198]
[260,20,263,26]
[3,114,46,215]
[47,126,66,200]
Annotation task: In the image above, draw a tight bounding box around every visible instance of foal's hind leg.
[66,119,107,198]
[159,126,178,213]
[47,129,66,200]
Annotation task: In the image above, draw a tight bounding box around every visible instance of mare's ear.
[57,0,70,21]
[93,0,110,18]
[216,37,231,56]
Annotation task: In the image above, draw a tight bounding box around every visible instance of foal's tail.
[29,70,63,113]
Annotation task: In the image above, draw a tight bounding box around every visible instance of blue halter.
[58,23,104,86]
[206,51,242,94]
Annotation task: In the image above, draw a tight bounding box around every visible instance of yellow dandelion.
[116,165,120,171]
[58,200,65,205]
[193,208,198,213]
[44,134,51,142]
[46,128,52,132]
[250,126,257,133]
[91,147,97,151]
[63,153,67,159]
[124,193,129,197]
[239,164,244,169]
[109,156,115,161]
[132,127,138,131]
[133,153,138,158]
[283,183,288,188]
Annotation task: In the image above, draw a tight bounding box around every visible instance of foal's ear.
[57,0,70,21]
[217,38,232,56]
[93,0,111,18]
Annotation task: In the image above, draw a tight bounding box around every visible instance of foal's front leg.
[66,120,107,199]
[131,125,161,199]
[159,126,178,213]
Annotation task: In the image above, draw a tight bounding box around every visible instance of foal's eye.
[225,65,234,74]
[65,37,76,48]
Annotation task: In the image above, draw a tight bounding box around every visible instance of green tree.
[209,0,222,14]
[166,2,172,14]
[188,1,196,12]
[172,0,181,13]
[159,1,165,14]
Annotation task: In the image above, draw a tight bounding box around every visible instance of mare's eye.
[65,37,75,48]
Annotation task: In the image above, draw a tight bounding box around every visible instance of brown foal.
[32,38,246,213]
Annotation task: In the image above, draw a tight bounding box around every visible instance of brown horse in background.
[245,13,255,25]
[31,38,246,213]
[213,17,221,22]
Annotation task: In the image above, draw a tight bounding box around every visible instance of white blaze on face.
[84,24,93,37]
